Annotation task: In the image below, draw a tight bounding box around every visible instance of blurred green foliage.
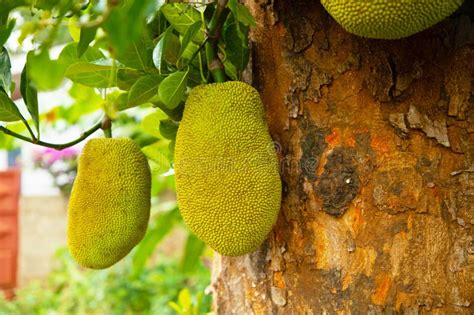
[0,246,212,315]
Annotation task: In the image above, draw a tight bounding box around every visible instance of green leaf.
[180,41,200,67]
[153,101,184,122]
[115,92,129,111]
[117,37,154,70]
[236,3,256,27]
[142,143,171,174]
[77,26,98,58]
[0,47,12,93]
[104,0,157,54]
[0,19,15,48]
[153,26,180,73]
[224,20,249,78]
[117,68,143,90]
[178,288,192,310]
[228,0,256,27]
[65,61,118,88]
[58,42,105,67]
[168,302,181,314]
[161,4,204,42]
[68,17,80,42]
[103,90,125,119]
[147,10,168,38]
[28,50,67,90]
[20,52,39,135]
[127,74,162,108]
[0,89,22,122]
[131,207,180,278]
[178,20,202,59]
[159,119,178,140]
[158,70,188,109]
[142,111,168,138]
[179,233,205,274]
[223,59,238,81]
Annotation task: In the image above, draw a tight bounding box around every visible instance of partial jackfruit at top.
[67,138,151,269]
[321,0,464,39]
[174,81,282,257]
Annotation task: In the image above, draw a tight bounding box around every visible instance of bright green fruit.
[321,0,464,39]
[68,138,151,269]
[175,81,282,256]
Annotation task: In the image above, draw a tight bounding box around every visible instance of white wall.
[2,48,99,196]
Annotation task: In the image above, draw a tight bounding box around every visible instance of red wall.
[0,169,20,300]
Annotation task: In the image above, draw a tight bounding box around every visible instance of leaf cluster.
[0,0,255,159]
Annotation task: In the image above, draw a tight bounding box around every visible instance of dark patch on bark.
[287,17,314,53]
[298,118,328,181]
[316,147,360,216]
[453,0,474,48]
[306,69,332,103]
[364,55,394,102]
[355,132,375,158]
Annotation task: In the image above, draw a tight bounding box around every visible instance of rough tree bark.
[211,1,473,314]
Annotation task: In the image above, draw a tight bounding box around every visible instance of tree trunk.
[211,1,473,314]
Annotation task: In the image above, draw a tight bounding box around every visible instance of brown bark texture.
[211,1,474,314]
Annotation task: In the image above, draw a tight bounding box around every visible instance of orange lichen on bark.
[370,135,392,154]
[344,205,363,235]
[273,271,286,289]
[250,301,267,315]
[313,221,330,270]
[372,273,393,305]
[325,128,340,147]
[395,291,414,311]
[346,136,356,147]
[389,231,408,278]
[341,246,377,290]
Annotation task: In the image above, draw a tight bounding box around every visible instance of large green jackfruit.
[175,81,282,256]
[68,138,151,269]
[321,0,464,39]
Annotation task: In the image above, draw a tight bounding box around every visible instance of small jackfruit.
[321,0,464,39]
[174,81,282,256]
[68,138,151,269]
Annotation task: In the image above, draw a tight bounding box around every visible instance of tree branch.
[0,120,102,150]
[205,0,230,83]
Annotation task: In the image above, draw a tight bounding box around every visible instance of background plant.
[32,147,79,195]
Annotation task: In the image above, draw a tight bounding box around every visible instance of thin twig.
[0,119,102,150]
[21,118,37,141]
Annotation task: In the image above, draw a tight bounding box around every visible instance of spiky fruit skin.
[321,0,464,39]
[68,138,151,269]
[175,81,282,257]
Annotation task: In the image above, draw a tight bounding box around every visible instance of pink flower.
[34,147,79,165]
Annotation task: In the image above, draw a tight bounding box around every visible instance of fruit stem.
[101,117,113,138]
[205,0,229,83]
[0,119,103,150]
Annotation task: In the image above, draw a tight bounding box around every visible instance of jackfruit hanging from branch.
[67,138,151,269]
[174,81,282,257]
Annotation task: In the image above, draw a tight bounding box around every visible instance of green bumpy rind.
[175,81,282,256]
[321,0,464,39]
[68,138,151,269]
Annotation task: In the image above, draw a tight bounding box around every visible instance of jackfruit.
[321,0,464,39]
[174,81,281,256]
[68,138,151,269]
